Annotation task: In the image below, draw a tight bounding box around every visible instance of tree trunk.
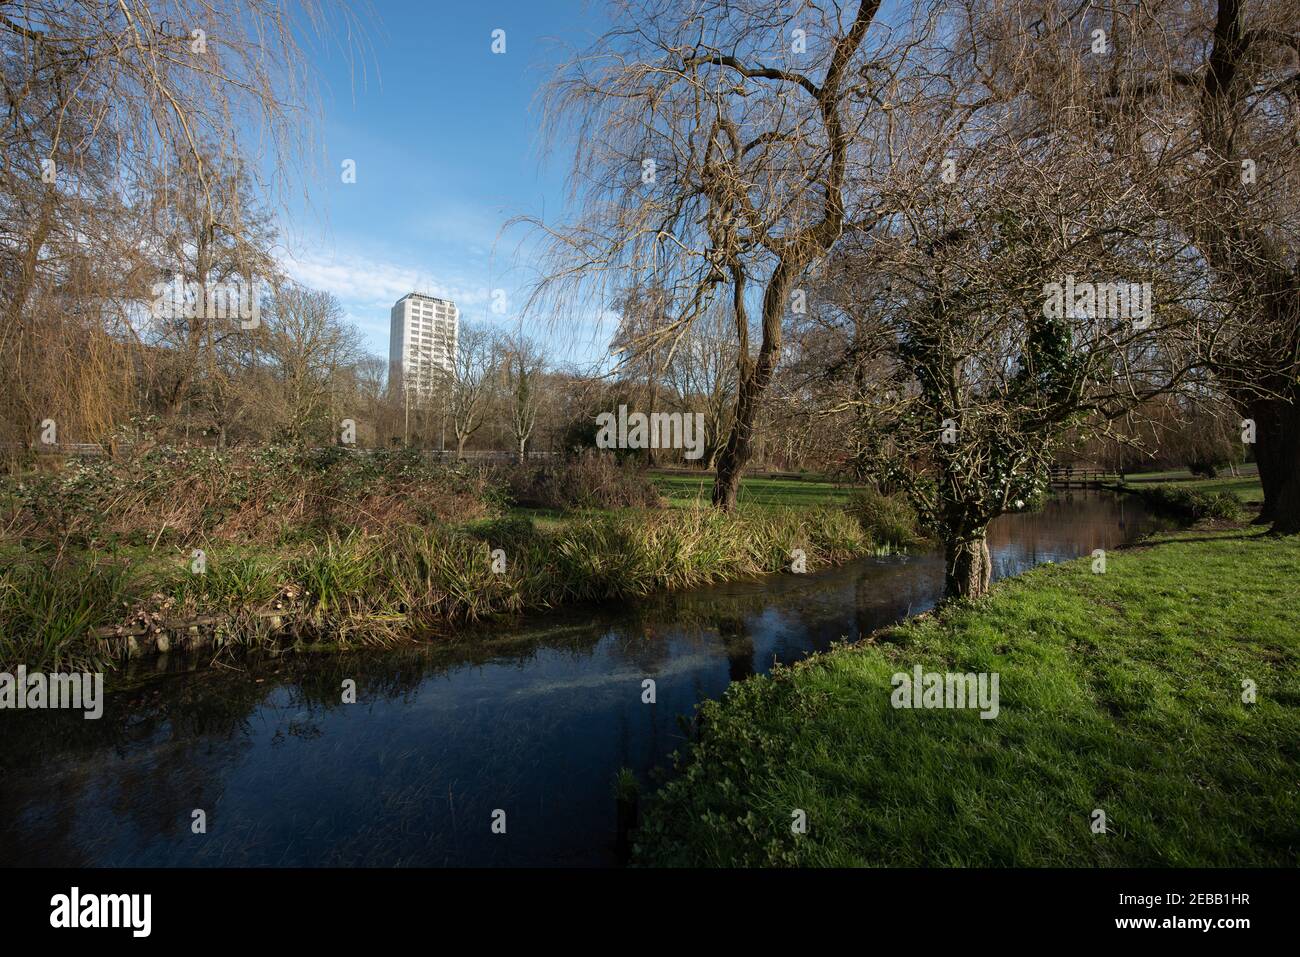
[456,434,468,461]
[1246,396,1283,525]
[944,533,992,600]
[711,374,760,509]
[711,260,799,510]
[1263,396,1300,535]
[638,358,658,468]
[1195,0,1299,534]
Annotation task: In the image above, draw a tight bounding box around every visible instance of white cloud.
[280,247,490,311]
[275,244,611,366]
[278,246,501,355]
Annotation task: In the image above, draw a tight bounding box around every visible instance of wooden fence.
[1048,466,1109,488]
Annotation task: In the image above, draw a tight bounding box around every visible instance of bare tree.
[263,284,362,445]
[1133,0,1300,532]
[0,0,366,448]
[449,324,497,460]
[813,0,1206,598]
[524,0,898,508]
[664,303,737,469]
[944,0,1300,532]
[137,150,280,435]
[500,334,546,462]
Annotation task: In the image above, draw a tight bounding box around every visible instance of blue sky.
[277,0,612,367]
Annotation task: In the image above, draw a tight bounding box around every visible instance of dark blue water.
[0,491,1167,867]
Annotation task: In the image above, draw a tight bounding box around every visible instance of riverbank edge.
[1,498,924,676]
[1100,480,1247,522]
[631,514,1300,866]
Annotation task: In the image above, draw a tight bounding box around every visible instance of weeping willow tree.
[522,0,912,508]
[0,0,365,450]
[949,0,1300,530]
[1109,0,1300,534]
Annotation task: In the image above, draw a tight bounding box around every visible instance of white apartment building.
[389,292,459,395]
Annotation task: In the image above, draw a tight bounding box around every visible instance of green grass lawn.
[652,471,856,508]
[1119,468,1264,504]
[634,525,1300,866]
[1162,476,1265,503]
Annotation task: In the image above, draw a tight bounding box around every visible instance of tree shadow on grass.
[1121,527,1270,550]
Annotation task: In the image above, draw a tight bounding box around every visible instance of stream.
[0,490,1170,867]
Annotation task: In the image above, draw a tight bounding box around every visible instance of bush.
[500,450,664,510]
[1137,485,1241,522]
[847,487,924,550]
[2,446,500,548]
[1199,491,1243,520]
[0,500,893,669]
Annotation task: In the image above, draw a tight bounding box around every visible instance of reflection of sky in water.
[0,493,1170,868]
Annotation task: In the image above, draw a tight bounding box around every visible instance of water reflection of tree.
[716,617,755,682]
[990,492,1164,558]
[0,682,265,866]
[0,653,460,866]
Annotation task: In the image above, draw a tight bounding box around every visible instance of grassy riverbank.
[1101,466,1262,523]
[1120,467,1264,505]
[0,451,920,672]
[634,523,1300,866]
